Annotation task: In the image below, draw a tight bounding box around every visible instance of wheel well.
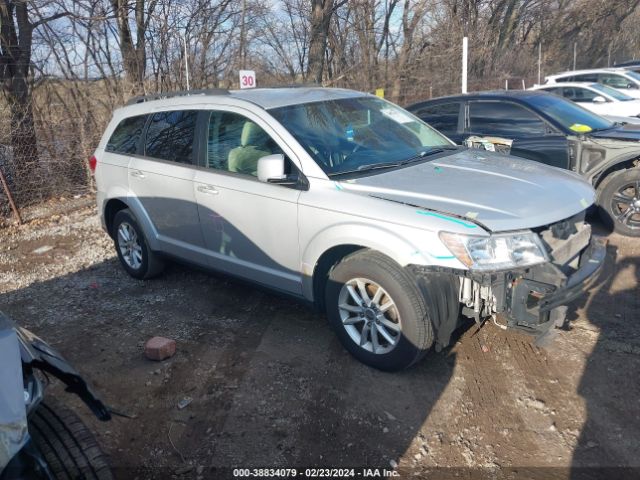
[104,199,128,238]
[312,245,365,312]
[594,157,640,189]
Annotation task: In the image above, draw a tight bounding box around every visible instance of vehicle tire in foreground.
[112,208,165,279]
[597,168,640,237]
[325,250,457,371]
[29,399,113,480]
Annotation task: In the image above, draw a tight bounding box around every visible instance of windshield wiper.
[328,147,453,178]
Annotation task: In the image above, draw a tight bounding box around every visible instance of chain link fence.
[0,114,99,226]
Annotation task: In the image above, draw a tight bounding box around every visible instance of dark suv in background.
[407,90,640,236]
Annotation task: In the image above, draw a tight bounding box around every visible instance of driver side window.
[206,111,283,177]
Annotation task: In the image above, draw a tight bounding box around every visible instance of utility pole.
[183,33,190,91]
[239,0,247,70]
[573,42,577,70]
[461,0,469,94]
[462,37,468,93]
[537,42,542,84]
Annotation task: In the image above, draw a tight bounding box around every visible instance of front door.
[194,109,303,294]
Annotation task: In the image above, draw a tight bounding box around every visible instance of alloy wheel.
[117,222,143,270]
[611,180,640,230]
[337,277,402,354]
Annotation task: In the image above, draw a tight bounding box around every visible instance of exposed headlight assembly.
[439,231,549,271]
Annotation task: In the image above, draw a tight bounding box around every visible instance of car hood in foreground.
[348,149,595,232]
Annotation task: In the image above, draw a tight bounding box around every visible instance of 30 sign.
[239,70,256,89]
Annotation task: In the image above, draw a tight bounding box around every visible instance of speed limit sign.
[239,70,256,89]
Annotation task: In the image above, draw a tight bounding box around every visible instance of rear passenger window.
[573,73,598,82]
[106,115,148,154]
[144,110,198,164]
[469,101,547,137]
[413,103,460,136]
[205,111,282,177]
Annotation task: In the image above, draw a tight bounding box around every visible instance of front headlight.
[439,231,549,271]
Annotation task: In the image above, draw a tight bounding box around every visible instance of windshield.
[527,94,615,132]
[590,83,634,101]
[269,97,454,176]
[625,70,640,83]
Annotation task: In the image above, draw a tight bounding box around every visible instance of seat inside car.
[228,121,273,176]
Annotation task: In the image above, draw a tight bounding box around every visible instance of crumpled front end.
[455,212,607,342]
[0,322,29,473]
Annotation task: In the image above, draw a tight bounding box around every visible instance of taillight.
[89,155,97,174]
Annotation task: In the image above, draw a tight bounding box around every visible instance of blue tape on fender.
[415,210,477,229]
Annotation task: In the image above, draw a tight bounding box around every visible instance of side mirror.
[592,95,607,104]
[257,154,285,183]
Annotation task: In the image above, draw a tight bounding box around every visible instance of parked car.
[530,82,640,119]
[407,90,640,236]
[545,68,640,98]
[0,312,112,480]
[93,87,605,371]
[613,60,640,73]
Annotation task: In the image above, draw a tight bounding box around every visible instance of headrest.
[240,121,266,147]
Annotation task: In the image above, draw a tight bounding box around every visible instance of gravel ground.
[0,203,639,480]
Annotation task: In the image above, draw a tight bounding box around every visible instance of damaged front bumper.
[500,235,607,337]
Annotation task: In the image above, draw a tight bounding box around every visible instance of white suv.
[545,68,640,98]
[92,88,605,370]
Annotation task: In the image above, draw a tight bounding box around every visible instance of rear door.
[129,109,206,261]
[193,109,303,295]
[466,100,570,169]
[101,115,148,203]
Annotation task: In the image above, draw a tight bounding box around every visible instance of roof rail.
[125,88,230,106]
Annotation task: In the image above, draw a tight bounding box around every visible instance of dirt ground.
[1,203,639,480]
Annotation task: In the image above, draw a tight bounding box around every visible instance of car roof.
[547,68,631,78]
[614,60,640,68]
[121,87,368,112]
[534,82,600,89]
[408,89,551,107]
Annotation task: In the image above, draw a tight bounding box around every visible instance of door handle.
[197,184,219,195]
[130,169,145,179]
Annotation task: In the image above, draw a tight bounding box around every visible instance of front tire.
[29,399,113,480]
[112,209,164,279]
[597,168,640,237]
[326,250,452,371]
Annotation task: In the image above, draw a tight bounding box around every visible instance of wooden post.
[0,168,22,224]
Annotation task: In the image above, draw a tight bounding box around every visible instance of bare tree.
[307,0,347,83]
[0,0,69,196]
[109,0,157,92]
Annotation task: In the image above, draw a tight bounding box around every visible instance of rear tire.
[112,208,165,279]
[28,399,113,480]
[597,168,640,237]
[325,250,455,371]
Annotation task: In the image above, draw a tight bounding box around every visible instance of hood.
[613,88,640,99]
[590,122,640,141]
[347,149,595,232]
[612,100,640,117]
